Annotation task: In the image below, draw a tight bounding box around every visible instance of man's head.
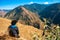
[11,20,18,25]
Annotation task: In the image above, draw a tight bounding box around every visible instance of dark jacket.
[8,25,19,37]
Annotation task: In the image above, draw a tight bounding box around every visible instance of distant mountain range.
[0,9,10,17]
[0,9,10,13]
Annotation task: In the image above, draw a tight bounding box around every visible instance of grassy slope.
[0,17,43,40]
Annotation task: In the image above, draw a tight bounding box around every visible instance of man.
[8,20,20,38]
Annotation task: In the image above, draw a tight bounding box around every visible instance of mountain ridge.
[39,3,60,25]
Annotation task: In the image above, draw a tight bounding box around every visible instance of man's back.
[8,25,19,37]
[8,20,19,38]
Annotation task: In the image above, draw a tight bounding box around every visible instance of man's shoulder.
[9,25,17,28]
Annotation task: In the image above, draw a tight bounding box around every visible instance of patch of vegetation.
[32,24,60,40]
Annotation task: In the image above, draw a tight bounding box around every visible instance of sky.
[0,0,60,10]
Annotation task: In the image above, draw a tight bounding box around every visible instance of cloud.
[44,2,49,4]
[29,2,34,4]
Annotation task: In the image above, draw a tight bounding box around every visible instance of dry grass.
[0,17,43,40]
